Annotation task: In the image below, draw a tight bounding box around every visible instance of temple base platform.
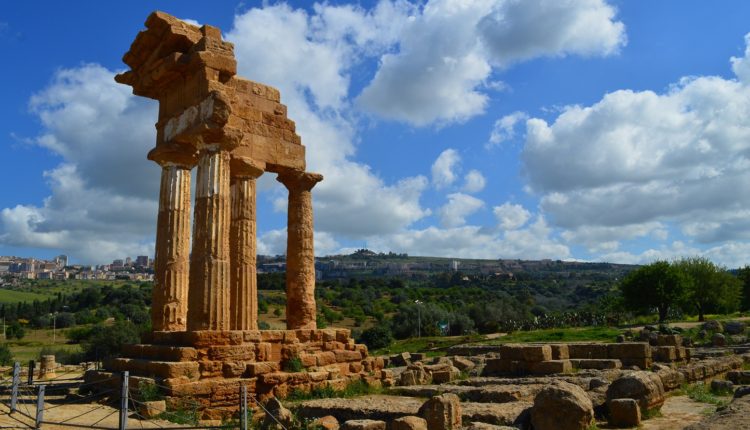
[84,329,390,419]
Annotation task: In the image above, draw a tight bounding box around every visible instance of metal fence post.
[240,384,247,430]
[10,361,20,413]
[119,371,129,430]
[28,360,35,386]
[35,384,45,429]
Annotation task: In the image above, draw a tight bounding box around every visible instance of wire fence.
[0,361,285,430]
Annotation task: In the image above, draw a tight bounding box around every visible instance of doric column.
[277,170,323,330]
[152,163,193,331]
[229,158,264,330]
[188,147,232,331]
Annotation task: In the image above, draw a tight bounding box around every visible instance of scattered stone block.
[568,343,608,359]
[609,398,641,427]
[531,381,594,430]
[392,416,428,430]
[139,400,166,419]
[711,379,734,393]
[712,333,727,347]
[262,397,294,429]
[451,356,475,372]
[606,371,665,413]
[392,352,412,366]
[310,416,339,430]
[529,360,573,375]
[418,393,462,430]
[341,420,386,430]
[725,321,746,335]
[571,359,621,370]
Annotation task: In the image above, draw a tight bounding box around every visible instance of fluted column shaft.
[153,164,192,331]
[188,149,231,331]
[277,171,323,330]
[230,167,263,330]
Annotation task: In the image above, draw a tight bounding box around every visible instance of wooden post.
[27,360,35,385]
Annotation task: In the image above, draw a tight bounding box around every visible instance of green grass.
[676,383,731,408]
[285,379,381,401]
[0,288,53,304]
[5,327,80,362]
[373,334,486,356]
[488,326,622,344]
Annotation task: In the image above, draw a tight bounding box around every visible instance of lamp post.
[49,313,57,344]
[415,300,422,338]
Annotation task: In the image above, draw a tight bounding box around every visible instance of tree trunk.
[658,306,668,323]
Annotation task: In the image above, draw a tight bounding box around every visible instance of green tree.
[676,257,741,321]
[81,320,140,361]
[737,266,750,312]
[358,324,393,350]
[620,261,686,323]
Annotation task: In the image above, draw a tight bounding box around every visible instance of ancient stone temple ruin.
[87,11,385,418]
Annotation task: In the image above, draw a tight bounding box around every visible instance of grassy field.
[4,327,79,362]
[0,289,52,304]
[489,326,623,344]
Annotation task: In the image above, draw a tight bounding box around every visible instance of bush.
[81,320,141,361]
[258,321,271,330]
[0,344,12,366]
[283,356,303,372]
[7,322,25,340]
[358,325,393,350]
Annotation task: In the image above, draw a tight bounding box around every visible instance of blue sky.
[2,0,750,267]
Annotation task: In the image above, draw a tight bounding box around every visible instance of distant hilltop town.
[0,254,154,283]
[1,249,637,285]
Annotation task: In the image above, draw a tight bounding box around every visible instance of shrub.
[81,320,141,361]
[283,356,303,372]
[0,344,12,366]
[358,325,393,350]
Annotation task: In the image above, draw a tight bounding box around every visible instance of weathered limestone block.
[341,420,386,430]
[529,360,573,375]
[139,400,167,419]
[262,397,294,429]
[392,416,428,430]
[551,344,570,360]
[569,343,609,359]
[531,381,594,430]
[656,334,682,347]
[608,398,641,428]
[607,342,651,359]
[570,359,622,370]
[246,361,280,377]
[121,344,198,362]
[418,393,462,430]
[208,345,255,361]
[451,356,476,371]
[335,350,363,362]
[606,371,665,413]
[310,416,340,430]
[500,344,552,362]
[653,346,677,362]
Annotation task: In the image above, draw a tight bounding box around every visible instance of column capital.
[147,143,198,168]
[276,169,323,192]
[231,156,265,180]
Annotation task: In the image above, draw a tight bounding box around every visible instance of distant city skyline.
[2,1,750,267]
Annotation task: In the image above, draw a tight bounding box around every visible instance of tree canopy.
[620,260,686,322]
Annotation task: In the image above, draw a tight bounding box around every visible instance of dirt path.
[0,398,180,429]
